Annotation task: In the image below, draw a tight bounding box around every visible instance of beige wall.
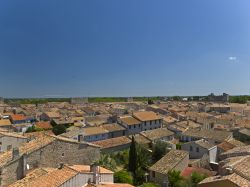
[0,140,100,186]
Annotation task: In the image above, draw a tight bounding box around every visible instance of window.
[152,171,155,178]
[7,145,12,151]
[190,146,193,151]
[134,125,136,129]
[62,153,64,157]
[150,121,152,125]
[129,126,131,129]
[196,147,199,152]
[139,124,141,127]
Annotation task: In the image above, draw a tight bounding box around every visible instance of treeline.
[229,95,250,104]
[88,97,127,103]
[4,98,71,105]
[4,96,166,104]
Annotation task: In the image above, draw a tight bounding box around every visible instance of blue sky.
[0,0,250,98]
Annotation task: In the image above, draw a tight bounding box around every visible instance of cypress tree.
[128,136,137,174]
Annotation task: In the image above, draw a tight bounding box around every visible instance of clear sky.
[0,0,250,98]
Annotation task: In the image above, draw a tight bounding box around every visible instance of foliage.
[168,170,184,187]
[176,143,182,150]
[152,141,169,162]
[136,144,151,169]
[148,99,154,105]
[5,98,70,104]
[4,96,167,105]
[114,170,133,184]
[52,124,66,135]
[97,154,117,171]
[229,95,250,104]
[172,96,182,101]
[129,136,137,174]
[190,172,207,187]
[133,145,151,185]
[26,125,43,133]
[140,183,160,187]
[88,97,127,103]
[115,149,129,167]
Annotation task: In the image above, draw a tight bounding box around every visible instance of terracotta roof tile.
[35,121,52,129]
[133,111,161,121]
[93,136,131,149]
[149,150,188,175]
[141,128,174,141]
[10,114,26,121]
[120,116,141,126]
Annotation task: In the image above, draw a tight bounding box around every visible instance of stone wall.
[0,139,100,186]
[1,155,26,186]
[0,136,28,152]
[26,139,100,169]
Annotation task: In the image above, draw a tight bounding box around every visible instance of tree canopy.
[52,124,66,135]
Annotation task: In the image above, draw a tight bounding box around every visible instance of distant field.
[4,97,162,104]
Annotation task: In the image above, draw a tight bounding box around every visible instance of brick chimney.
[90,163,100,184]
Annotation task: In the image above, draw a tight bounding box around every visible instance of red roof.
[35,121,53,130]
[181,167,215,178]
[11,114,26,121]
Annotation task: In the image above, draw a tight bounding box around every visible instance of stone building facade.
[0,135,100,186]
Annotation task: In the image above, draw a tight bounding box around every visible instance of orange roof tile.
[133,111,161,121]
[11,114,26,121]
[120,116,141,125]
[35,121,52,129]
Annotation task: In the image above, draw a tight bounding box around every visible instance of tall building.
[208,93,229,103]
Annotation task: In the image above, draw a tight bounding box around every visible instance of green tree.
[129,136,137,174]
[115,149,129,167]
[134,145,151,185]
[52,124,66,135]
[190,172,207,187]
[152,141,169,162]
[26,125,43,133]
[140,183,159,187]
[148,99,154,105]
[168,170,184,187]
[97,154,117,171]
[114,170,133,184]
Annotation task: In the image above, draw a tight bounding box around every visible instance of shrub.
[114,170,133,184]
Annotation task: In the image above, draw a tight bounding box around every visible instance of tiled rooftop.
[120,116,141,125]
[133,111,161,122]
[141,128,174,141]
[93,136,131,149]
[149,150,188,175]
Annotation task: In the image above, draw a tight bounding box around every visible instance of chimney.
[90,163,100,184]
[58,163,64,169]
[12,147,19,160]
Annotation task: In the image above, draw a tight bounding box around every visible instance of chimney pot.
[58,163,64,169]
[12,147,19,160]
